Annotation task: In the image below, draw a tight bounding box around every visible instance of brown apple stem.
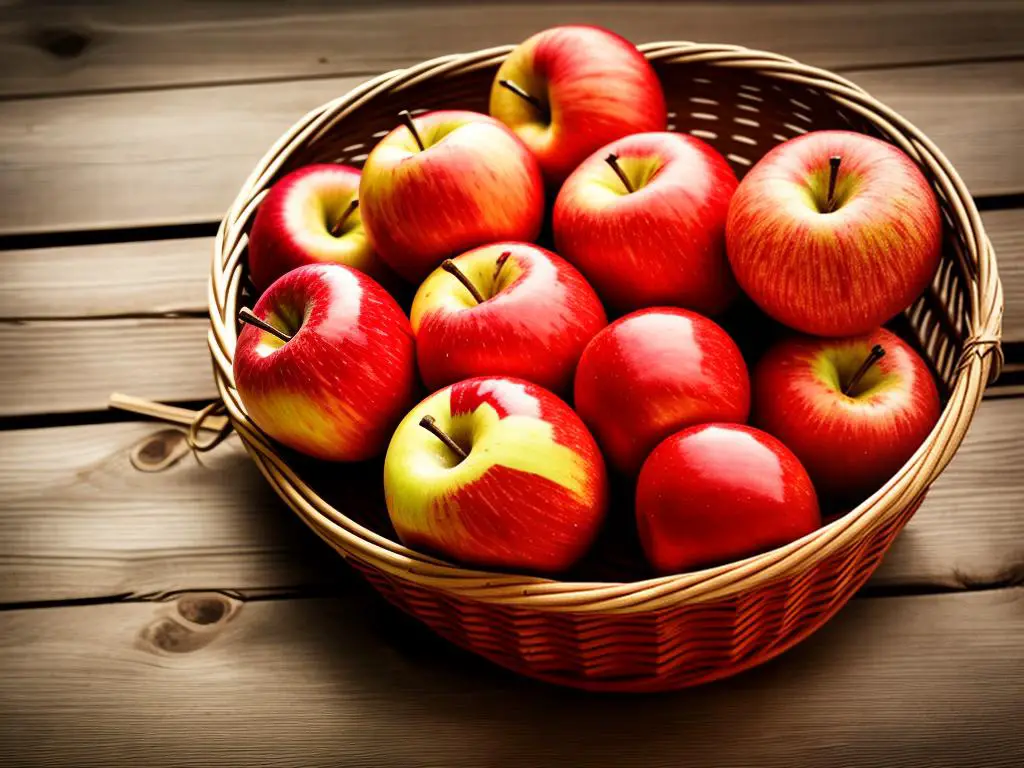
[238,307,292,343]
[605,153,635,193]
[419,415,467,460]
[441,259,486,304]
[497,79,545,113]
[329,198,359,237]
[493,250,511,282]
[843,344,886,395]
[826,155,842,212]
[398,109,425,152]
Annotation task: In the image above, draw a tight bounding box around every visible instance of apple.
[726,129,942,336]
[554,132,739,314]
[636,423,821,573]
[489,25,666,186]
[409,241,606,394]
[233,263,416,462]
[247,164,392,294]
[383,376,608,573]
[574,307,750,475]
[359,109,544,282]
[752,327,941,500]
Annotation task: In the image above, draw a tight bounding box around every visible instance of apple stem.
[843,344,886,396]
[605,153,635,193]
[826,155,842,212]
[330,198,359,237]
[419,415,468,460]
[398,110,425,152]
[493,250,511,282]
[497,79,545,114]
[441,259,486,304]
[238,307,292,343]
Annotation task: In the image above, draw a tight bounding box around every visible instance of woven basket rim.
[208,41,1004,614]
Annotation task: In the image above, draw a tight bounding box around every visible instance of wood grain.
[0,397,1020,604]
[0,588,1021,767]
[0,1,1021,97]
[0,60,1020,235]
[0,318,213,416]
[988,208,1024,345]
[0,237,210,319]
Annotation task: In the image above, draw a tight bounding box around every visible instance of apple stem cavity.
[419,415,467,460]
[826,155,842,212]
[330,198,359,237]
[843,344,886,396]
[441,259,486,304]
[497,79,546,115]
[238,307,292,343]
[605,153,635,194]
[398,109,425,152]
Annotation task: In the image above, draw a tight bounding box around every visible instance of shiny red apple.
[383,376,608,573]
[359,109,544,282]
[726,130,942,336]
[409,242,606,394]
[233,263,416,462]
[554,132,739,314]
[753,327,941,500]
[247,164,391,293]
[636,423,821,573]
[489,25,666,186]
[574,307,750,475]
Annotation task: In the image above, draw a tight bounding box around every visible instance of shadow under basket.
[208,42,1003,692]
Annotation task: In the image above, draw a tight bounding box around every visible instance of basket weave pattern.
[209,43,1003,691]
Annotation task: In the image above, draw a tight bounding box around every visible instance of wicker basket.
[208,42,1003,692]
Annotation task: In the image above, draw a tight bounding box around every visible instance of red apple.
[359,109,544,282]
[383,376,608,573]
[636,423,821,573]
[554,132,739,314]
[753,327,941,500]
[233,263,416,462]
[489,25,666,186]
[726,130,942,336]
[247,164,391,293]
[574,307,750,475]
[409,242,606,394]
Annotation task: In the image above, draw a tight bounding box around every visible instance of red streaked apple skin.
[573,307,751,475]
[489,25,667,185]
[384,376,608,573]
[636,423,821,574]
[753,327,941,500]
[726,130,942,336]
[554,131,739,314]
[233,264,416,462]
[247,164,390,293]
[359,110,544,282]
[410,242,607,394]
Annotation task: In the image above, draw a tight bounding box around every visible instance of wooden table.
[1,2,1022,766]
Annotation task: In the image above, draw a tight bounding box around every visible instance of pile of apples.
[233,25,943,576]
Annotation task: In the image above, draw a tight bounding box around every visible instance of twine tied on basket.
[108,393,234,470]
[956,333,1003,379]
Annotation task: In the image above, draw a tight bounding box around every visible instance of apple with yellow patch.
[233,263,416,462]
[383,376,608,573]
[753,327,940,500]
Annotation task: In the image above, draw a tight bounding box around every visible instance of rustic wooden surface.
[0,1,1021,766]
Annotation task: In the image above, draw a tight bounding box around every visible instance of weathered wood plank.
[0,318,213,416]
[0,397,1020,604]
[0,237,210,319]
[0,1,1021,97]
[988,208,1024,345]
[0,588,1021,767]
[0,61,1020,235]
